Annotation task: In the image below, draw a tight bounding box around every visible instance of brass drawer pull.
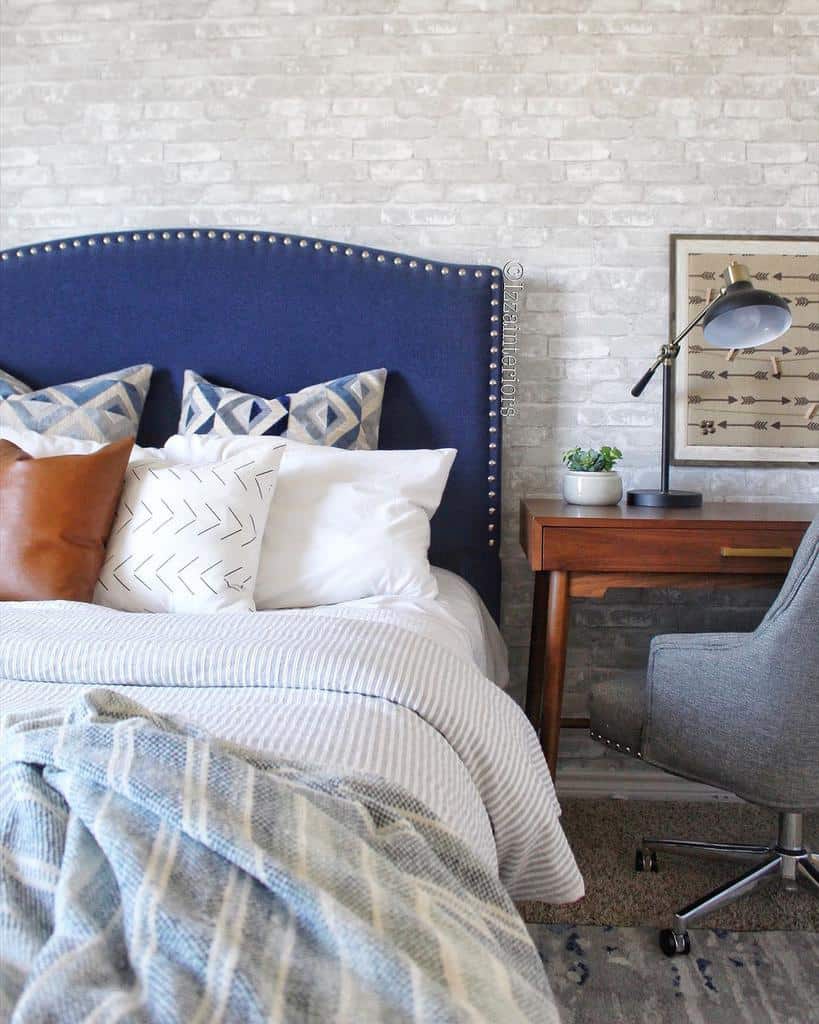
[720,546,794,559]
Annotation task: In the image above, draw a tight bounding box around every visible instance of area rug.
[529,924,819,1024]
[520,800,818,931]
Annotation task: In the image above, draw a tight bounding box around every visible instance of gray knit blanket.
[0,690,557,1023]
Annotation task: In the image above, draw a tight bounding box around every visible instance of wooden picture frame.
[671,234,819,466]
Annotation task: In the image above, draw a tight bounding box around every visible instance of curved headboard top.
[1,228,503,619]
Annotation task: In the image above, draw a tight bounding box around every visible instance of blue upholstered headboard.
[0,229,503,618]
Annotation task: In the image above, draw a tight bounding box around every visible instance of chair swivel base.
[635,812,818,956]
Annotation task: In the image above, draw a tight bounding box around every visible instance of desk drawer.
[541,525,804,573]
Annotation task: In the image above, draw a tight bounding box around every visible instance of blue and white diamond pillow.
[0,364,153,442]
[179,367,387,451]
[0,369,28,400]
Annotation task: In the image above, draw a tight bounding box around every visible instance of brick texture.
[2,0,818,771]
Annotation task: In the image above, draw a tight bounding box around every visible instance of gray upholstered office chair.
[589,515,819,956]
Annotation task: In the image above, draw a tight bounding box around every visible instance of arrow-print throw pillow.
[94,441,285,613]
[178,368,387,451]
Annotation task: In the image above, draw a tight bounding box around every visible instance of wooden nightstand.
[520,498,817,779]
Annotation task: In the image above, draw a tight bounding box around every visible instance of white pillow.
[93,438,285,613]
[0,425,162,462]
[3,426,455,610]
[163,435,457,609]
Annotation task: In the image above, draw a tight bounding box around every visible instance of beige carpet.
[520,800,818,931]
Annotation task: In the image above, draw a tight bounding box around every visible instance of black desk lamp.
[628,261,792,508]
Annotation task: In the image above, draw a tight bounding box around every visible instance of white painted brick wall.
[2,0,818,770]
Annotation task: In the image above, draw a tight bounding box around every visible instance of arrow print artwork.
[688,344,817,359]
[672,234,819,464]
[688,394,795,406]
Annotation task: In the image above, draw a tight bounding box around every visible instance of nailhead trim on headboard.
[1,229,503,548]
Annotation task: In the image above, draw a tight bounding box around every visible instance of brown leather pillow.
[0,437,133,602]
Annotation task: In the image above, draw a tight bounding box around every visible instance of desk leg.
[526,572,549,727]
[540,570,570,779]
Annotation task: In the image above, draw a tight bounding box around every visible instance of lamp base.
[627,489,703,509]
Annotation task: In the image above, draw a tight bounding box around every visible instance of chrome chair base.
[636,812,818,956]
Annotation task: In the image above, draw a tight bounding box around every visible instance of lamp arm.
[630,289,725,398]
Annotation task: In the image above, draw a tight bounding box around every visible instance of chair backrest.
[644,515,818,810]
[748,515,819,806]
[756,515,819,641]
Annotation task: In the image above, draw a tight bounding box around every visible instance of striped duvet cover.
[0,600,583,906]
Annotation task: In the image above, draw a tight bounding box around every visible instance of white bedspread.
[0,597,582,904]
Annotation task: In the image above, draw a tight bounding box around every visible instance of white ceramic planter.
[563,470,623,506]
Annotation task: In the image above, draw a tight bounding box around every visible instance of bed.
[0,229,582,1023]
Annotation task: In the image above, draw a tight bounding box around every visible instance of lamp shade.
[702,280,792,349]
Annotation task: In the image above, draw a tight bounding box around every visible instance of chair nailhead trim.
[590,729,641,757]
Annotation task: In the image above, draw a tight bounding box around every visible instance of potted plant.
[561,445,624,506]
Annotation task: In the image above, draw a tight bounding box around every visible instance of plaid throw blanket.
[0,690,556,1023]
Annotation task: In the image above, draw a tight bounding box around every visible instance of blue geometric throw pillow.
[0,369,28,400]
[178,368,387,451]
[0,365,153,442]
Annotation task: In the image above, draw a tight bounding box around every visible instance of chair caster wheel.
[659,929,691,957]
[635,849,658,873]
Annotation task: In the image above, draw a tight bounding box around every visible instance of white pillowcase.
[2,426,456,612]
[94,438,285,613]
[0,425,161,462]
[0,427,285,614]
[162,435,457,609]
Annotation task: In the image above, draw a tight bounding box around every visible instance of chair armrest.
[643,631,792,803]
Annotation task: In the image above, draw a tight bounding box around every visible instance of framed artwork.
[671,234,819,466]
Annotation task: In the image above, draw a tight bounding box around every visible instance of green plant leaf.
[561,444,623,472]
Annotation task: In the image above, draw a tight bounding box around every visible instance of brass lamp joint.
[723,261,751,287]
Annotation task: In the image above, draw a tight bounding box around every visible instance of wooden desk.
[520,499,817,778]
